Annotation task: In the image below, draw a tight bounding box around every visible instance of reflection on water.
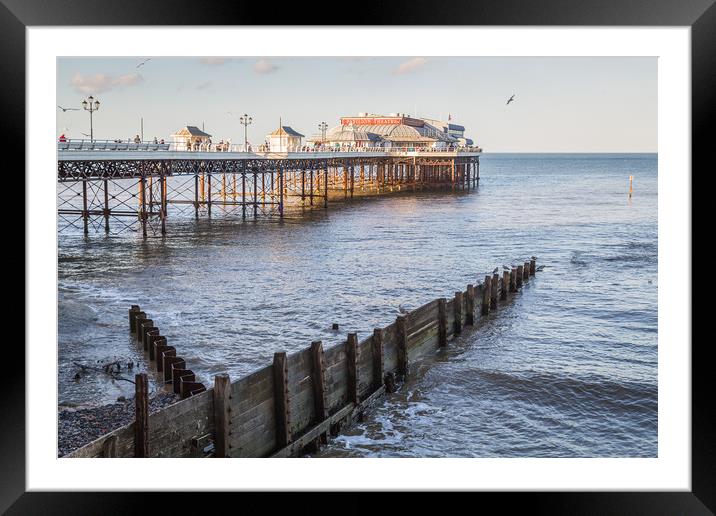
[58,153,657,457]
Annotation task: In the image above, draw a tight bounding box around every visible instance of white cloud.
[395,57,428,74]
[70,73,143,94]
[253,58,278,74]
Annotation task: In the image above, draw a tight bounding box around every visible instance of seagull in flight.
[506,94,516,105]
[58,105,79,112]
[136,58,152,68]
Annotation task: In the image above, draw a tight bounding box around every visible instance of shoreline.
[58,391,180,457]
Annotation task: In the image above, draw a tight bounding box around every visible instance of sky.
[56,56,657,153]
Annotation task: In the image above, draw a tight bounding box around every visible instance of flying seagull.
[502,265,511,270]
[57,105,79,112]
[136,58,152,68]
[506,94,516,105]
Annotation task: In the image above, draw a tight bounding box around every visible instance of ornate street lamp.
[81,95,100,142]
[239,114,253,151]
[318,121,328,143]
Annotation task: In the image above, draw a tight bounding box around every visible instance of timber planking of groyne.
[66,258,539,458]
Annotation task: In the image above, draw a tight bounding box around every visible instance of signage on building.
[341,117,401,126]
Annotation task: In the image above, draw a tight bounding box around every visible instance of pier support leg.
[160,173,166,235]
[140,177,147,239]
[279,167,284,217]
[194,174,199,220]
[324,163,329,208]
[103,179,110,234]
[82,180,89,235]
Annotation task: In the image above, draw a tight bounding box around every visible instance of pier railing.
[57,139,481,155]
[66,258,538,458]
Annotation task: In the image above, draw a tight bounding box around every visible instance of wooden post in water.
[213,373,231,458]
[523,261,530,281]
[491,273,499,305]
[465,285,475,325]
[134,373,149,457]
[516,265,524,288]
[502,271,510,300]
[396,315,408,379]
[372,329,384,391]
[272,352,291,448]
[453,291,463,335]
[129,305,140,332]
[530,258,536,276]
[510,268,518,292]
[310,341,328,423]
[481,276,491,315]
[438,298,447,346]
[346,333,359,404]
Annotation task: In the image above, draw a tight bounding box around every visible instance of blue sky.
[56,56,657,152]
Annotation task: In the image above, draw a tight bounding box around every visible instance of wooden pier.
[66,257,537,458]
[57,148,480,238]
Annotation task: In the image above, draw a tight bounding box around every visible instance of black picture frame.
[5,0,709,513]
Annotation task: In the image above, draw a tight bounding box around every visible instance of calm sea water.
[57,153,658,457]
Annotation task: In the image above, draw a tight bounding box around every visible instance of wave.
[471,368,657,416]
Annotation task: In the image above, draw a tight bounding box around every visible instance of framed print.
[6,0,711,512]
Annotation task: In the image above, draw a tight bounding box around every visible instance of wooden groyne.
[66,258,538,458]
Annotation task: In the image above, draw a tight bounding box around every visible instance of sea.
[57,153,658,457]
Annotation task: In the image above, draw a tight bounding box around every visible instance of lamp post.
[81,95,100,142]
[318,121,328,144]
[239,114,253,151]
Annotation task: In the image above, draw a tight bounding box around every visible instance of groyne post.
[465,285,475,325]
[530,258,536,276]
[438,298,447,346]
[516,265,524,288]
[453,291,463,335]
[310,341,328,422]
[501,271,509,300]
[372,329,384,390]
[491,273,499,305]
[273,352,292,448]
[396,315,408,379]
[134,373,149,457]
[481,276,491,315]
[128,305,140,332]
[510,268,518,292]
[213,373,231,458]
[347,333,359,404]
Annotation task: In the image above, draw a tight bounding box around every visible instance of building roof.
[323,126,382,142]
[448,123,465,132]
[269,126,304,137]
[172,126,212,138]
